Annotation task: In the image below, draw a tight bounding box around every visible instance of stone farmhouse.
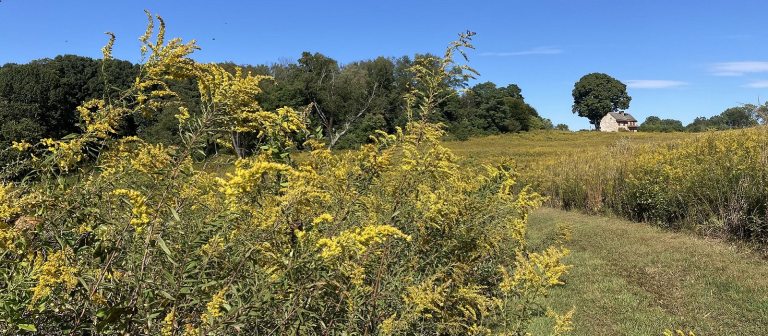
[599,111,638,132]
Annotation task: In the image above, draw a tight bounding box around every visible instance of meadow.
[446,130,691,169]
[448,128,768,248]
[447,129,768,334]
[2,10,767,336]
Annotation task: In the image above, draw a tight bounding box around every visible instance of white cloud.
[480,46,562,57]
[624,80,688,89]
[710,61,768,76]
[743,80,768,88]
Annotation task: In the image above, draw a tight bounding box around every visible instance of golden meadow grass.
[448,128,768,246]
[448,130,768,335]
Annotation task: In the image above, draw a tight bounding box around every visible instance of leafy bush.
[0,14,571,335]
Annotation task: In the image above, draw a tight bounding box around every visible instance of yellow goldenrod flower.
[11,141,32,151]
[31,249,78,303]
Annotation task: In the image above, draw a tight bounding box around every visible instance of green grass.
[527,209,768,335]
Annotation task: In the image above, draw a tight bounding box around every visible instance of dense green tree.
[572,73,631,130]
[1,52,555,156]
[443,82,548,139]
[0,55,137,174]
[0,59,77,137]
[685,105,760,132]
[265,52,395,148]
[0,101,45,143]
[0,101,45,175]
[0,55,136,139]
[639,116,684,132]
[685,116,720,132]
[554,123,570,131]
[332,57,407,147]
[720,106,758,128]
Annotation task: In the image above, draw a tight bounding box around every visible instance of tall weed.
[0,15,571,335]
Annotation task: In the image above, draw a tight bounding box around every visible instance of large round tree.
[572,73,631,130]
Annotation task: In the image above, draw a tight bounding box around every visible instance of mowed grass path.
[527,208,768,335]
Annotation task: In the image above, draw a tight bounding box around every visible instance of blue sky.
[2,0,768,130]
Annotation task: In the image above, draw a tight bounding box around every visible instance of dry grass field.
[449,130,768,335]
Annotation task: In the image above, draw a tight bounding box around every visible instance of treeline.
[0,56,137,167]
[0,53,551,157]
[639,105,767,132]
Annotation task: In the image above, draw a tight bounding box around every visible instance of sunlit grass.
[527,208,768,335]
[444,130,691,168]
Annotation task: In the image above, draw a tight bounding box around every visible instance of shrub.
[0,14,571,335]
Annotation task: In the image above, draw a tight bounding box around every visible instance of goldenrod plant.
[524,127,768,244]
[0,13,570,335]
[663,329,696,336]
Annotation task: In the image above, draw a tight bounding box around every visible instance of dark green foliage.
[445,82,549,140]
[721,106,759,128]
[0,102,45,176]
[572,73,631,129]
[685,105,760,132]
[1,55,136,134]
[0,55,137,172]
[554,124,570,131]
[0,55,137,137]
[133,78,202,145]
[639,116,684,132]
[0,53,550,156]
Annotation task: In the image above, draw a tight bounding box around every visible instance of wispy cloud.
[743,80,768,88]
[480,46,562,57]
[624,80,688,89]
[710,61,768,76]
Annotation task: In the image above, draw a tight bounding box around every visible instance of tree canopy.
[640,104,763,133]
[572,73,631,130]
[446,82,549,139]
[639,116,684,132]
[0,53,552,170]
[685,105,760,131]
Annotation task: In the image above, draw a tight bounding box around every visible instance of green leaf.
[169,206,181,222]
[156,235,177,266]
[17,324,37,332]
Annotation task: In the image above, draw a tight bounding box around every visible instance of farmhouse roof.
[608,111,637,122]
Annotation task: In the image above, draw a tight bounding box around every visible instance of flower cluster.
[31,249,78,303]
[112,189,152,229]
